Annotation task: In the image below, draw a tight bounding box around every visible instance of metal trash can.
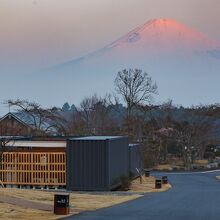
[144,169,150,177]
[155,179,162,189]
[162,176,168,184]
[54,194,70,215]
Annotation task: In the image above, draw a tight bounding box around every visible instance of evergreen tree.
[62,102,70,112]
[71,104,77,112]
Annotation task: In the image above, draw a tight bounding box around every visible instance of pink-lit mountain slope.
[58,18,219,68]
[106,18,218,54]
[40,19,220,106]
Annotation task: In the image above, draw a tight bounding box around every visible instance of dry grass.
[129,176,171,193]
[0,175,171,220]
[154,159,210,171]
[154,164,174,171]
[69,193,141,211]
[0,203,57,220]
[0,188,141,220]
[0,188,141,210]
[154,159,185,171]
[194,160,209,165]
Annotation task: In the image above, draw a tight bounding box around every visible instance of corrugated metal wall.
[66,137,129,191]
[129,144,143,178]
[66,139,108,191]
[108,138,129,188]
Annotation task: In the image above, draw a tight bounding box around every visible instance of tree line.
[4,68,220,168]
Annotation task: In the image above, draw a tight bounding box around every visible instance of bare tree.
[80,95,100,135]
[6,99,66,135]
[66,111,87,136]
[172,114,214,169]
[139,101,217,168]
[78,95,107,135]
[114,69,157,137]
[115,68,157,117]
[0,124,26,187]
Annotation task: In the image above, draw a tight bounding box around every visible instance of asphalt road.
[64,170,220,220]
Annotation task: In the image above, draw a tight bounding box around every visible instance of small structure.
[66,136,129,191]
[54,194,70,215]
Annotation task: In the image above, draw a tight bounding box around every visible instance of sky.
[0,0,220,70]
[0,0,220,114]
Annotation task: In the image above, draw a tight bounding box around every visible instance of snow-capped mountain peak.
[40,18,220,107]
[106,18,218,52]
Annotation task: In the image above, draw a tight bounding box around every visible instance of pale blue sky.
[0,0,220,114]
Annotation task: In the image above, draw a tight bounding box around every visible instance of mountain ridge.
[54,18,219,70]
[36,18,220,107]
[106,18,218,49]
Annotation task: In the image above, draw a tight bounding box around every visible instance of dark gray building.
[129,144,143,178]
[66,136,129,191]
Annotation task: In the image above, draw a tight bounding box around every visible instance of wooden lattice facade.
[0,152,66,186]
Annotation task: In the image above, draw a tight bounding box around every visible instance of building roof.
[5,140,66,148]
[14,112,57,133]
[0,112,58,134]
[129,143,140,147]
[0,112,32,129]
[69,136,126,141]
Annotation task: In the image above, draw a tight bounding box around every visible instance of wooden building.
[0,139,66,188]
[0,112,59,136]
[0,136,142,191]
[0,113,32,136]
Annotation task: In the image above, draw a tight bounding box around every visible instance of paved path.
[64,170,220,220]
[0,195,53,211]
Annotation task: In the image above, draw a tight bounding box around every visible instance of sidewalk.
[0,195,53,211]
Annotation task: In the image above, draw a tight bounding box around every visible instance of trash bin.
[155,179,162,189]
[144,169,150,177]
[54,194,70,215]
[162,176,168,184]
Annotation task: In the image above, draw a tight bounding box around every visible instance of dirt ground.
[0,175,171,220]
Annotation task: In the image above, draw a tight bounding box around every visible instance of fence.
[0,152,66,186]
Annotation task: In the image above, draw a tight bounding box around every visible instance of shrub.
[119,175,131,191]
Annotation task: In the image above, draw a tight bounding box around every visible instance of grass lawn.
[0,175,171,220]
[194,160,209,165]
[0,188,141,220]
[130,176,171,193]
[0,203,56,220]
[154,159,209,171]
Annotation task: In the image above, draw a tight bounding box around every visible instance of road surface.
[64,170,220,220]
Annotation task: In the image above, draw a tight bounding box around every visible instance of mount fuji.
[4,18,220,108]
[43,18,220,106]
